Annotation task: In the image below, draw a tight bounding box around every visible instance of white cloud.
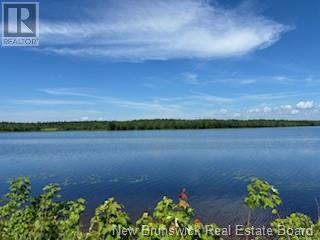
[296,101,314,110]
[246,101,319,118]
[263,106,272,113]
[248,108,260,113]
[291,109,299,115]
[39,0,290,60]
[219,109,228,114]
[248,106,271,114]
[280,105,292,111]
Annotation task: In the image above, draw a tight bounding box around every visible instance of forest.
[0,119,319,132]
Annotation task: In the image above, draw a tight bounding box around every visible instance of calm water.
[0,127,320,226]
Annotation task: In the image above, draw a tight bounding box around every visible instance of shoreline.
[0,119,319,132]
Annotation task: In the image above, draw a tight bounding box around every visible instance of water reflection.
[0,127,320,226]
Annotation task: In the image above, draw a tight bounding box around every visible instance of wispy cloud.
[39,0,290,60]
[181,72,200,85]
[238,91,312,101]
[173,73,296,87]
[39,88,94,98]
[0,110,107,122]
[140,83,157,89]
[39,88,319,107]
[39,88,184,114]
[4,88,317,121]
[7,99,93,105]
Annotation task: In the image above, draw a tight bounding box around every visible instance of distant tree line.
[0,119,319,132]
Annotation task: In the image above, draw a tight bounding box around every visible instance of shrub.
[0,177,319,239]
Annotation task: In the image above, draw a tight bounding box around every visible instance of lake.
[0,127,319,227]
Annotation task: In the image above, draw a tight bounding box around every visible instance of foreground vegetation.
[1,177,320,239]
[0,119,320,132]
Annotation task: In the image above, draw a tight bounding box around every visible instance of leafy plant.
[245,177,282,214]
[87,197,130,240]
[244,177,282,233]
[271,213,319,240]
[0,177,85,240]
[1,177,319,240]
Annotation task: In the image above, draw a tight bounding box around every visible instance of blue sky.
[0,0,320,122]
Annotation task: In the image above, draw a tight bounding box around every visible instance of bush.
[0,177,319,239]
[0,178,221,240]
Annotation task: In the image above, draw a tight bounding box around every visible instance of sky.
[0,0,320,122]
